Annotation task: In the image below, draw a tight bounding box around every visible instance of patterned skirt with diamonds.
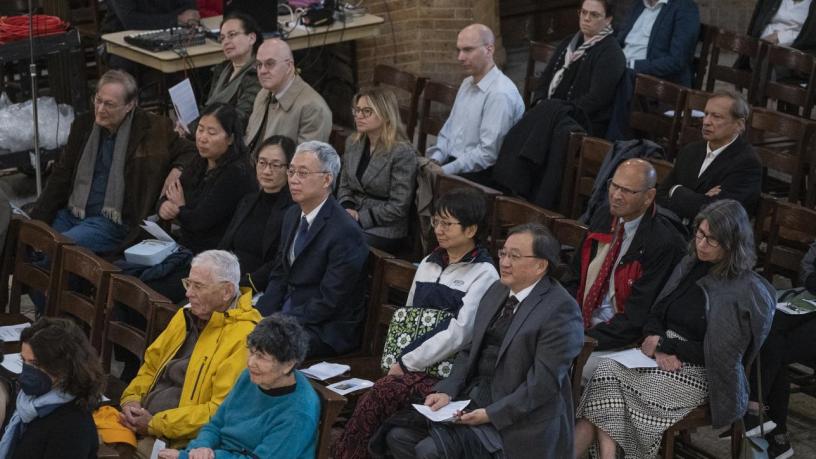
[577,357,709,458]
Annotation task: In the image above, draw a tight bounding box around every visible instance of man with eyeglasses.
[256,141,368,358]
[119,250,261,457]
[574,159,685,381]
[385,223,583,459]
[30,69,196,256]
[425,23,524,186]
[245,38,332,153]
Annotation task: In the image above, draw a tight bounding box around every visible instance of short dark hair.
[246,314,310,369]
[21,318,104,411]
[221,12,264,55]
[583,0,616,17]
[433,188,487,241]
[508,223,560,272]
[253,135,296,164]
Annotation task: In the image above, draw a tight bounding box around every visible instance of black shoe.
[766,432,793,459]
[718,412,777,440]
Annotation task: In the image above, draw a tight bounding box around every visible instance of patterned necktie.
[293,216,309,259]
[502,295,519,318]
[581,222,625,327]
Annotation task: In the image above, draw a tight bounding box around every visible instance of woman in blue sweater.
[158,314,320,459]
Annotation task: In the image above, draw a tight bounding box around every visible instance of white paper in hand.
[168,78,199,128]
[149,439,166,459]
[301,362,351,381]
[140,220,175,243]
[413,400,471,423]
[603,348,658,369]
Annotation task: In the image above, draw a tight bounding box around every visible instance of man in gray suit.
[386,223,584,459]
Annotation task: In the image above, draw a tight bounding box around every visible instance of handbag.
[739,355,769,459]
[380,306,455,378]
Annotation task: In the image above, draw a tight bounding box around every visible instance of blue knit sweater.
[179,370,319,459]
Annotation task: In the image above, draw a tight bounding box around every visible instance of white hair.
[295,140,341,183]
[190,250,241,294]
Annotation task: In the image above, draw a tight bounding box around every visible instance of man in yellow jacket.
[118,250,261,456]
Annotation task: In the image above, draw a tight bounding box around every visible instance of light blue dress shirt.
[623,0,670,67]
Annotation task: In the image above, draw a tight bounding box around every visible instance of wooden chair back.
[149,301,179,343]
[678,88,711,147]
[648,158,675,187]
[310,379,347,459]
[369,257,418,355]
[758,44,816,118]
[101,275,153,373]
[417,80,459,153]
[763,200,816,282]
[559,131,588,216]
[356,248,396,357]
[571,136,612,219]
[705,28,765,103]
[523,40,557,108]
[435,173,503,230]
[552,218,589,253]
[7,219,74,316]
[753,193,779,261]
[630,74,686,160]
[747,107,816,203]
[373,64,428,139]
[572,336,597,407]
[692,23,715,89]
[490,196,564,260]
[52,245,120,350]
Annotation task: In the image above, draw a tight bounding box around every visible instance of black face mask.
[19,363,53,397]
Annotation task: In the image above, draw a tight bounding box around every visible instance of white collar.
[706,134,739,158]
[274,74,296,99]
[300,195,329,226]
[511,277,542,304]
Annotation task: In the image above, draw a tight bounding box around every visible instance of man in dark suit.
[385,223,584,459]
[616,0,700,87]
[657,90,762,223]
[256,141,368,357]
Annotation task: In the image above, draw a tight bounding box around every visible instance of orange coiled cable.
[0,15,69,44]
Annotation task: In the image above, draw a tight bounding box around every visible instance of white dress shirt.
[623,0,670,68]
[509,278,540,314]
[761,0,812,47]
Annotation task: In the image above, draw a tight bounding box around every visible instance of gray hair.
[295,140,341,183]
[507,223,560,274]
[691,199,756,279]
[710,89,750,121]
[247,314,310,368]
[190,250,241,294]
[97,69,138,103]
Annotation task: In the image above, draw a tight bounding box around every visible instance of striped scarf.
[548,25,614,98]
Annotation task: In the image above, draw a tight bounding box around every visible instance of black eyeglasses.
[607,179,652,196]
[694,229,721,248]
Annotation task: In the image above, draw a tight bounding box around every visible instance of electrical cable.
[0,15,68,44]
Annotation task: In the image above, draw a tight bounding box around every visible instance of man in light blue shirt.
[427,23,524,185]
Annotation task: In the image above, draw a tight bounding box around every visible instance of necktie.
[248,93,275,154]
[581,222,625,327]
[501,295,519,318]
[293,216,309,259]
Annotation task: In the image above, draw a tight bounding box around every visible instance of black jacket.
[218,188,294,293]
[11,401,97,459]
[656,136,762,220]
[535,33,626,136]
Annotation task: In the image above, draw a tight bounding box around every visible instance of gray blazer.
[435,277,584,459]
[336,138,417,239]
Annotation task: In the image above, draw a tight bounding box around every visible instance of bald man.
[575,159,685,378]
[426,23,524,185]
[245,39,332,152]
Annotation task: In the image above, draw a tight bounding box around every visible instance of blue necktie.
[293,216,309,259]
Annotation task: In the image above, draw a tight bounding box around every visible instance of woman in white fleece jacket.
[333,188,498,459]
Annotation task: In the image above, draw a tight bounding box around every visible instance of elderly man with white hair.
[257,141,369,358]
[119,250,261,457]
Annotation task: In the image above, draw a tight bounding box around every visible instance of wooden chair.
[648,158,674,187]
[373,64,428,140]
[51,245,121,350]
[692,23,715,90]
[747,107,816,204]
[523,40,557,108]
[416,80,458,153]
[677,88,711,148]
[552,218,589,253]
[705,28,765,104]
[762,200,816,282]
[6,219,74,317]
[572,336,597,407]
[149,301,179,343]
[630,74,686,161]
[490,196,564,260]
[349,247,395,358]
[435,173,502,229]
[757,44,816,119]
[559,131,587,216]
[570,136,612,219]
[0,215,25,313]
[310,379,347,459]
[100,274,172,401]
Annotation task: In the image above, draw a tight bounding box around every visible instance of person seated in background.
[245,39,332,153]
[119,250,261,457]
[158,314,319,459]
[575,159,685,381]
[575,199,775,459]
[337,87,418,254]
[102,0,199,33]
[333,188,499,459]
[217,135,296,294]
[745,0,815,54]
[426,23,524,185]
[256,141,368,357]
[616,0,700,87]
[534,0,625,136]
[0,318,103,459]
[30,69,196,256]
[656,90,762,224]
[384,224,584,459]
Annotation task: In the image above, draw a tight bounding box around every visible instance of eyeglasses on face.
[218,30,245,43]
[498,249,539,263]
[694,229,721,248]
[286,168,329,180]
[257,159,287,171]
[181,277,227,291]
[351,107,375,118]
[431,217,461,230]
[607,179,651,196]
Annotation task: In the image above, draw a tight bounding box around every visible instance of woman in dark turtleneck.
[218,135,295,294]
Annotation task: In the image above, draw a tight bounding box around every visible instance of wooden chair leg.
[663,429,675,459]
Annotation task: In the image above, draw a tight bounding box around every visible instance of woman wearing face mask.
[0,318,103,459]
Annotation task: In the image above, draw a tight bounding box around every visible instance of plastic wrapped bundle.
[0,95,74,152]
